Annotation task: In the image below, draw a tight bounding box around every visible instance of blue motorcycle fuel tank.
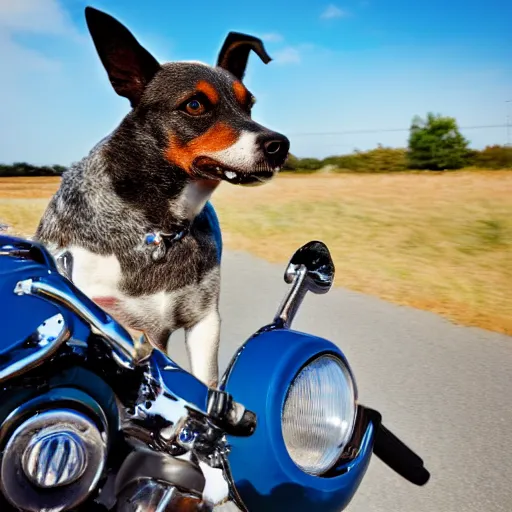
[222,327,379,512]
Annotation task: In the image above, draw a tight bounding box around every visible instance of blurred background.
[0,1,511,510]
[1,0,510,335]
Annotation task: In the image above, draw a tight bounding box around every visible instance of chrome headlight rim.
[281,352,358,477]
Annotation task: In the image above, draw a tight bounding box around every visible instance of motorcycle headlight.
[281,354,356,475]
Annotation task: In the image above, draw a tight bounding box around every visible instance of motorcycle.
[0,233,429,511]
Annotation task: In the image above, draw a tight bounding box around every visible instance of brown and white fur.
[35,6,290,388]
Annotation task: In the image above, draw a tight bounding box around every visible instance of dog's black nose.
[260,133,290,167]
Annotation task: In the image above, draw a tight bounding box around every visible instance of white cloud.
[273,46,301,65]
[320,4,349,19]
[0,0,90,165]
[261,32,284,43]
[0,0,76,36]
[0,0,80,79]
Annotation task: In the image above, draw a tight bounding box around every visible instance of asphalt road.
[168,250,512,512]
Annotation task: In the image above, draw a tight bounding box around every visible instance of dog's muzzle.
[192,131,290,186]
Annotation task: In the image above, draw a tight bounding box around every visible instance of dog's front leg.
[185,309,221,389]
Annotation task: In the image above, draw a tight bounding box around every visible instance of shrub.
[282,154,323,173]
[468,145,512,169]
[327,146,408,173]
[0,162,66,177]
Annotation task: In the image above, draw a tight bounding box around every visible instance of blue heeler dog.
[35,6,290,388]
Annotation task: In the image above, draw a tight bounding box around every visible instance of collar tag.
[144,227,189,262]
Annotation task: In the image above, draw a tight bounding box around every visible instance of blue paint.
[145,233,158,245]
[199,201,223,262]
[179,428,194,444]
[223,328,376,512]
[149,349,210,411]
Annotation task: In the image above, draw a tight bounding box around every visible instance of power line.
[287,124,508,137]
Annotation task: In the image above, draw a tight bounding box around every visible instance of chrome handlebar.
[14,277,149,369]
[12,274,256,457]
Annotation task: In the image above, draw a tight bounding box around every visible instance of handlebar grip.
[373,424,430,486]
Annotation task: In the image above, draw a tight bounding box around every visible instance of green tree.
[407,113,470,170]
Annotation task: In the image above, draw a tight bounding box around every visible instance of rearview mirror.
[285,240,335,294]
[274,241,335,328]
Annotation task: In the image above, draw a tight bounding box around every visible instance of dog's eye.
[185,99,206,116]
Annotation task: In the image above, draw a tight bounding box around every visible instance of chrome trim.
[22,430,87,488]
[286,241,335,294]
[0,244,35,259]
[324,405,381,479]
[274,263,308,328]
[13,278,152,368]
[0,246,26,257]
[0,313,70,384]
[120,351,228,464]
[118,350,253,468]
[0,389,110,455]
[114,449,206,498]
[0,409,107,512]
[54,249,74,281]
[274,241,335,328]
[116,480,210,512]
[156,486,176,512]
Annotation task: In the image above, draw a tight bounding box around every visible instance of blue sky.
[0,0,510,165]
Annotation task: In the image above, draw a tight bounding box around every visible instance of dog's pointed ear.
[216,32,272,81]
[85,6,161,108]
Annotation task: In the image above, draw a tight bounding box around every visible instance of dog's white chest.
[63,246,176,330]
[119,291,178,332]
[68,246,122,299]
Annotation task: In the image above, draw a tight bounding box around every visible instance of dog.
[35,6,290,388]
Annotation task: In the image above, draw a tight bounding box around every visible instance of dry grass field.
[0,177,59,235]
[1,172,511,335]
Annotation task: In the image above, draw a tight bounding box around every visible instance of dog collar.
[144,225,190,261]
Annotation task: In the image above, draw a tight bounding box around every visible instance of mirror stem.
[274,265,308,329]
